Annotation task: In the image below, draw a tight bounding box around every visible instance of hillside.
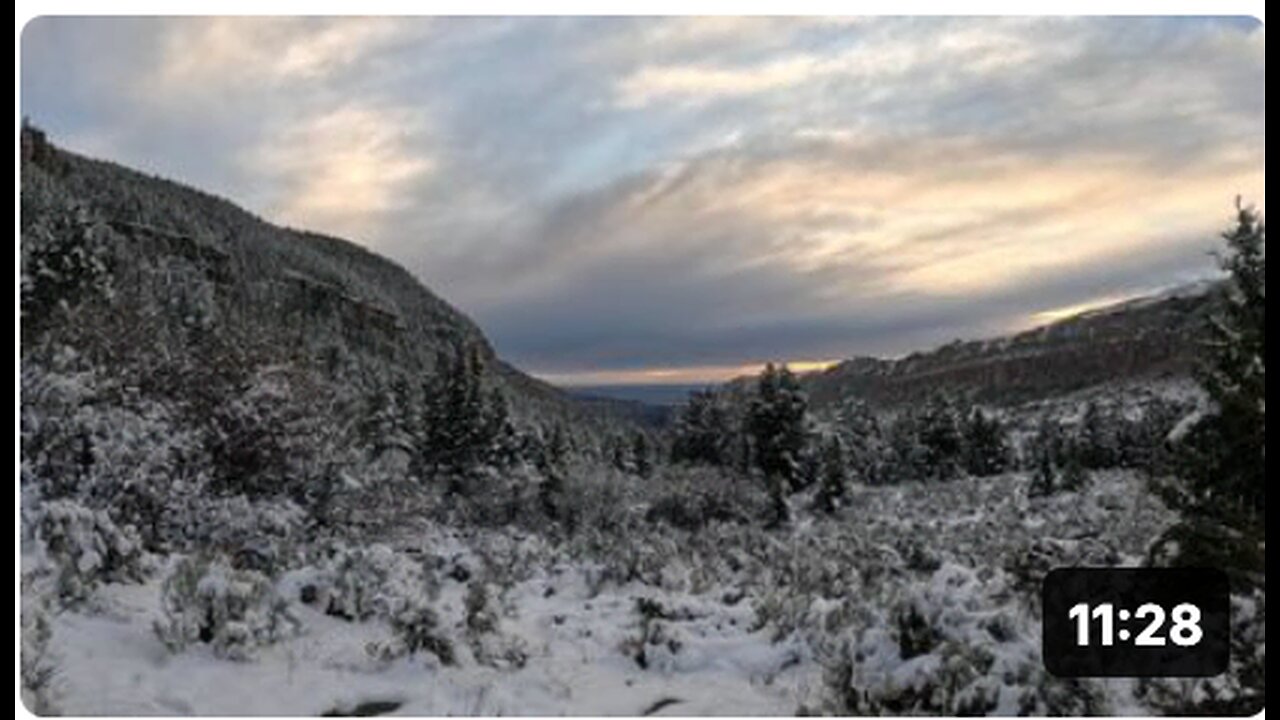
[795,282,1223,410]
[19,126,634,432]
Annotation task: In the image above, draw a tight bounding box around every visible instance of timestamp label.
[1042,568,1229,677]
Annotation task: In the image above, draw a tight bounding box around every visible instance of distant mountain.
[568,383,713,406]
[19,126,636,433]
[796,281,1224,409]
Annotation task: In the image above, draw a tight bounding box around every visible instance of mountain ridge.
[802,280,1223,408]
[711,280,1223,410]
[20,125,640,432]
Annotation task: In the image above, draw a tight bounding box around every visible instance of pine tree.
[538,423,570,522]
[1078,401,1119,469]
[836,398,885,485]
[1027,414,1062,497]
[608,434,629,472]
[1029,444,1056,498]
[885,410,929,484]
[916,394,962,481]
[631,432,652,478]
[815,434,848,513]
[1157,202,1265,585]
[482,387,517,468]
[670,389,735,466]
[747,363,809,525]
[419,343,506,493]
[961,407,1009,477]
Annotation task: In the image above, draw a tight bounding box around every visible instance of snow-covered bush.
[644,466,763,531]
[820,563,1107,716]
[619,597,686,672]
[1136,589,1266,715]
[22,354,209,552]
[553,463,632,535]
[304,542,436,622]
[203,365,358,512]
[154,555,298,661]
[20,592,58,715]
[20,352,97,502]
[20,204,115,335]
[376,603,454,665]
[301,543,454,665]
[463,581,528,669]
[37,499,148,604]
[171,495,306,571]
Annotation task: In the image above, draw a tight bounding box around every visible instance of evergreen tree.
[815,434,848,513]
[747,363,809,525]
[836,398,885,485]
[607,433,629,472]
[419,343,507,493]
[546,423,569,469]
[1029,444,1056,498]
[1059,451,1089,492]
[916,394,963,481]
[1157,202,1265,586]
[1078,401,1120,470]
[538,423,570,522]
[358,377,413,458]
[885,410,929,484]
[482,387,518,468]
[631,432,652,478]
[1027,414,1063,497]
[1178,202,1265,521]
[961,407,1009,477]
[670,389,735,466]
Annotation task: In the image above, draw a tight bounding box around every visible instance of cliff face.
[800,284,1222,409]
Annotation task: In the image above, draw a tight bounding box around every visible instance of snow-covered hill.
[799,282,1223,409]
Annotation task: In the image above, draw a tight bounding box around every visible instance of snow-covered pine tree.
[1078,400,1120,470]
[670,389,736,466]
[746,363,809,525]
[1156,202,1265,587]
[916,394,963,481]
[1027,414,1063,497]
[606,433,629,473]
[631,431,652,478]
[836,398,885,485]
[483,387,508,460]
[815,433,848,513]
[961,406,1009,477]
[1182,202,1266,520]
[885,410,928,484]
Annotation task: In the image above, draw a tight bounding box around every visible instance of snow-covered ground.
[41,551,806,715]
[25,469,1241,716]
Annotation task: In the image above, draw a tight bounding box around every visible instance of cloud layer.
[21,16,1265,384]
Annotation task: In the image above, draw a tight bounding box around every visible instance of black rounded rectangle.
[1042,568,1229,678]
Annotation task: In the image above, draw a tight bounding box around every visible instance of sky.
[20,16,1265,385]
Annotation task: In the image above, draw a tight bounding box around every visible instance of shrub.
[307,543,435,622]
[820,563,1107,716]
[20,593,58,715]
[37,499,148,604]
[154,555,298,661]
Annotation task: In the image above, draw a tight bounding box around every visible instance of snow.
[43,556,804,715]
[25,471,1203,716]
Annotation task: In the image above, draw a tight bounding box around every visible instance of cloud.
[612,18,1043,107]
[616,55,825,107]
[20,17,1265,384]
[247,105,434,242]
[149,17,412,98]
